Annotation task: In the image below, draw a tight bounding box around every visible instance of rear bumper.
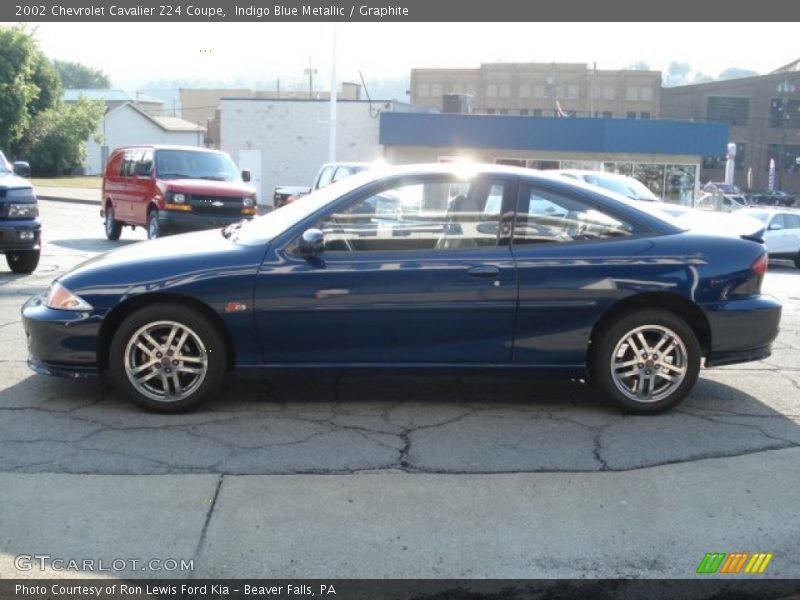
[704,295,782,367]
[0,218,41,252]
[159,210,251,234]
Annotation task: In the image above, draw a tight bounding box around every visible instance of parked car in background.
[745,208,800,267]
[701,182,749,207]
[274,162,373,208]
[695,192,747,213]
[749,190,796,207]
[23,163,780,415]
[101,145,257,240]
[0,151,40,274]
[549,170,662,202]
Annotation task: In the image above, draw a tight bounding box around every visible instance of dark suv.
[0,151,40,274]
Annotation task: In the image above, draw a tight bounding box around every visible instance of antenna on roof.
[358,70,380,118]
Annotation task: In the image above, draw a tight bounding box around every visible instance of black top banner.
[3,0,800,21]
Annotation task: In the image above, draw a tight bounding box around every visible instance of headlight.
[173,193,186,203]
[242,197,254,207]
[45,282,93,311]
[8,203,38,218]
[6,188,35,200]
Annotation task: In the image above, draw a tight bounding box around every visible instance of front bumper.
[704,295,782,367]
[159,210,252,234]
[0,218,41,252]
[21,294,102,378]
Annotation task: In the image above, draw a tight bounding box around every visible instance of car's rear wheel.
[6,249,40,274]
[108,303,226,413]
[794,251,800,269]
[104,205,122,240]
[591,309,700,414]
[147,210,161,240]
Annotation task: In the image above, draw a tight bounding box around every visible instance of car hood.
[0,172,33,190]
[59,229,264,294]
[161,178,256,197]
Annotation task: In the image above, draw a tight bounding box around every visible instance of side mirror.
[241,169,251,182]
[299,228,325,256]
[13,161,31,178]
[769,222,783,231]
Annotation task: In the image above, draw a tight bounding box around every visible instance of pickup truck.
[273,162,372,208]
[0,151,40,273]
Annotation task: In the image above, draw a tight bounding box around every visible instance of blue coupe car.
[22,164,781,414]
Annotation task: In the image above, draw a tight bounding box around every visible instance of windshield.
[155,149,241,181]
[583,174,659,201]
[0,151,11,174]
[712,183,741,193]
[233,170,381,245]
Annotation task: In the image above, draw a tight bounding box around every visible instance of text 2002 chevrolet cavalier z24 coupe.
[22,164,781,414]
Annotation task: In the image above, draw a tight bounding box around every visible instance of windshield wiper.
[197,176,228,181]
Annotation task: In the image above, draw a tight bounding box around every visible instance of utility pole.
[304,58,317,98]
[777,77,796,190]
[329,24,337,163]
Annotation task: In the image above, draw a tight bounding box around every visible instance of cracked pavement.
[1,199,799,579]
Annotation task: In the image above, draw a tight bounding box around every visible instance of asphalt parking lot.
[1,198,799,579]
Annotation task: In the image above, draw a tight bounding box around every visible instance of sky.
[28,22,800,92]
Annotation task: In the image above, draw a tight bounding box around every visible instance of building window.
[486,108,496,114]
[498,84,511,98]
[518,84,531,98]
[640,111,651,119]
[769,98,800,128]
[417,83,430,98]
[533,109,543,116]
[533,85,546,99]
[603,111,613,118]
[520,109,530,116]
[640,87,653,102]
[707,96,749,126]
[626,111,637,119]
[486,84,498,98]
[626,86,638,101]
[499,108,509,115]
[567,85,579,100]
[703,142,746,170]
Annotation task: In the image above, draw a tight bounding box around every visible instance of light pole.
[777,78,796,190]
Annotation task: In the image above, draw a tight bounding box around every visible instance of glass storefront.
[493,157,698,204]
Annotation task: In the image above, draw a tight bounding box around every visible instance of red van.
[101,145,257,240]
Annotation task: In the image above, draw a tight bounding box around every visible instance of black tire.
[794,251,800,269]
[104,205,122,240]
[591,308,701,415]
[107,303,227,413]
[147,210,161,240]
[6,249,40,274]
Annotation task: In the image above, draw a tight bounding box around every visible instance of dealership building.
[219,99,726,207]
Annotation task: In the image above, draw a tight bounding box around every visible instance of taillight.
[752,253,768,277]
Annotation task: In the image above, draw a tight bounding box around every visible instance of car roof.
[112,145,226,154]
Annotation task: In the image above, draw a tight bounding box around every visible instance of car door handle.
[468,266,500,278]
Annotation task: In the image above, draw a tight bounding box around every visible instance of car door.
[764,213,787,255]
[781,213,800,256]
[509,181,659,369]
[128,149,153,224]
[118,148,143,221]
[254,174,518,364]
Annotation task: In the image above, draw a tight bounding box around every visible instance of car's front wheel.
[6,249,40,274]
[104,205,122,240]
[147,210,161,240]
[591,309,701,414]
[108,303,227,412]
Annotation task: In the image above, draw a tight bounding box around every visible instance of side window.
[120,150,143,177]
[306,177,507,253]
[331,166,353,183]
[514,185,637,244]
[770,214,787,230]
[136,149,154,177]
[782,213,800,229]
[317,167,336,189]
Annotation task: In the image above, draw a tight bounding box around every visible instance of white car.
[550,170,662,202]
[746,208,800,268]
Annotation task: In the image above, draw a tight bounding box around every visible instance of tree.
[0,25,42,150]
[53,59,110,89]
[628,61,651,71]
[18,96,105,175]
[664,61,692,87]
[718,67,759,81]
